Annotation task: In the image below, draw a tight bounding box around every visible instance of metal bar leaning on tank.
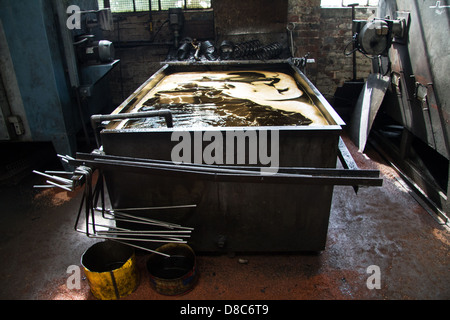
[79,157,382,186]
[68,156,383,187]
[76,151,381,178]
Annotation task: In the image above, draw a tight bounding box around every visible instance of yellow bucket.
[81,241,139,300]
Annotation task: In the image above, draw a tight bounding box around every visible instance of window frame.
[99,0,212,12]
[320,0,379,8]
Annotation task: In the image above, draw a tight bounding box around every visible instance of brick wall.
[102,1,377,108]
[315,6,376,100]
[287,0,321,83]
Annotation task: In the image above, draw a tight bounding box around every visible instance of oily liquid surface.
[124,71,329,129]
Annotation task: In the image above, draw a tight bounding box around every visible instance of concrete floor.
[0,136,449,300]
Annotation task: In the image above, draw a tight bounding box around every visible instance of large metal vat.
[76,60,381,253]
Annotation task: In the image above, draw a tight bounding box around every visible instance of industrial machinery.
[348,0,450,224]
[0,0,118,167]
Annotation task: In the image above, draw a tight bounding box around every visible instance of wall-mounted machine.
[348,0,450,224]
[353,17,407,56]
[0,0,118,171]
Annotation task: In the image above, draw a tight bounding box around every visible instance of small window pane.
[160,0,184,10]
[110,0,134,12]
[151,1,159,10]
[321,0,378,7]
[135,0,150,11]
[186,0,211,9]
[98,0,212,12]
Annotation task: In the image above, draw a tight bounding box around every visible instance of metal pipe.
[91,110,173,127]
[348,3,358,81]
[90,110,173,147]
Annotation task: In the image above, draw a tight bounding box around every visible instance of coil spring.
[233,40,282,60]
[257,43,283,60]
[233,40,263,59]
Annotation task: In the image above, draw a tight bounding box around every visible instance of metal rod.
[78,234,171,257]
[57,154,75,162]
[90,223,192,237]
[110,239,170,257]
[33,185,57,189]
[69,157,383,187]
[76,152,381,178]
[348,3,358,81]
[45,171,75,175]
[33,170,73,185]
[70,164,192,256]
[96,231,191,238]
[112,204,197,211]
[45,180,73,192]
[104,209,194,230]
[90,233,187,243]
[103,216,182,229]
[94,227,191,235]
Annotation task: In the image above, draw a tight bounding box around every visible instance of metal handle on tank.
[90,110,174,147]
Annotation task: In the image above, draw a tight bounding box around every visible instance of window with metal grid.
[321,0,379,7]
[98,0,211,12]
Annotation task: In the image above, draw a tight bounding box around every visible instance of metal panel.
[380,0,450,159]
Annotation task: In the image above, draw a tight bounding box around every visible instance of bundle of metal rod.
[33,155,87,192]
[71,164,195,257]
[33,170,76,191]
[70,151,383,187]
[95,208,193,241]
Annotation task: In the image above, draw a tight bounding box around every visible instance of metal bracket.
[8,115,24,136]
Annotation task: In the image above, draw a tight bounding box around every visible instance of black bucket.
[146,243,198,296]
